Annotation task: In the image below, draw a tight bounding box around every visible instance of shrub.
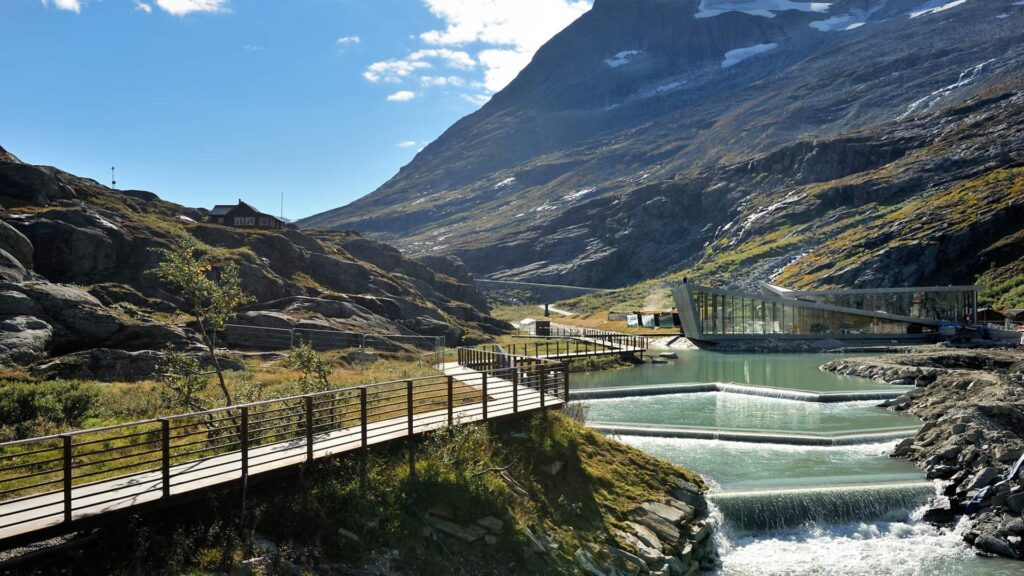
[0,379,100,439]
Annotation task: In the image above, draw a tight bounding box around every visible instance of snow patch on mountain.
[605,50,643,68]
[697,0,831,19]
[810,1,884,31]
[909,0,968,18]
[493,177,517,190]
[722,43,779,68]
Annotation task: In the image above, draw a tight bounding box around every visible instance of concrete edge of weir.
[568,382,911,403]
[588,424,920,446]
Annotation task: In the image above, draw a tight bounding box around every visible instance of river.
[572,351,1023,575]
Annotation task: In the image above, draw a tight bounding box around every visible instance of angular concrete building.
[672,282,985,346]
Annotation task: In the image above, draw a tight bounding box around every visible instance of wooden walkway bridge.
[0,350,567,549]
[498,330,649,361]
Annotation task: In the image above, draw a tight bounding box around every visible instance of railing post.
[511,364,519,414]
[361,387,368,448]
[563,364,570,401]
[160,419,170,498]
[481,372,489,421]
[539,366,547,409]
[447,376,454,424]
[240,407,249,480]
[407,380,415,436]
[62,434,72,523]
[305,396,315,462]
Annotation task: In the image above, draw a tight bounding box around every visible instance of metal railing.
[0,353,566,546]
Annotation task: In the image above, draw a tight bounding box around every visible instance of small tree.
[154,236,254,407]
[288,342,333,393]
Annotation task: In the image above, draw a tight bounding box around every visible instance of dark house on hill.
[208,200,283,230]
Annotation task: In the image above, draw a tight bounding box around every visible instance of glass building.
[673,283,980,343]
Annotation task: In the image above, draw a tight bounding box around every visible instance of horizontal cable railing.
[0,353,565,544]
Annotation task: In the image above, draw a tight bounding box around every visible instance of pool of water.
[613,437,922,491]
[588,394,919,434]
[573,352,899,393]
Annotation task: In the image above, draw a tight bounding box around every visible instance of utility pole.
[280,192,284,221]
[111,166,117,190]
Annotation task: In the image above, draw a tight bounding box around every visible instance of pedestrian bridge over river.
[0,350,567,549]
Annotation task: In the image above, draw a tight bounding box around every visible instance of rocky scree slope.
[0,145,506,376]
[824,346,1024,560]
[301,0,1024,301]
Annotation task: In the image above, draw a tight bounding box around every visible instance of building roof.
[208,199,282,222]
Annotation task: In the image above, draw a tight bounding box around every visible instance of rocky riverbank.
[822,345,1024,560]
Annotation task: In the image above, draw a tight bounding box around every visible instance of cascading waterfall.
[571,353,1024,575]
[709,482,935,532]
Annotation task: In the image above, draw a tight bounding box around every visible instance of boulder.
[13,213,128,281]
[18,282,123,344]
[0,220,33,268]
[640,500,695,525]
[0,290,41,316]
[425,516,487,543]
[0,315,53,364]
[235,311,297,330]
[403,316,463,347]
[0,248,27,282]
[0,163,77,205]
[31,349,165,382]
[108,322,194,351]
[629,509,680,545]
[307,254,372,294]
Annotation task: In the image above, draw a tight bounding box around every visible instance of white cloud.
[364,59,433,83]
[337,36,361,45]
[408,48,476,69]
[41,0,81,13]
[387,91,417,102]
[398,140,418,148]
[156,0,229,16]
[134,1,153,13]
[420,75,467,87]
[420,0,591,91]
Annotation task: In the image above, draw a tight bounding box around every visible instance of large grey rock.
[641,500,695,525]
[0,290,41,316]
[13,216,124,281]
[235,311,297,330]
[0,315,53,364]
[0,163,76,205]
[18,282,123,343]
[614,528,665,565]
[630,508,680,545]
[0,248,27,282]
[30,348,164,382]
[0,220,33,268]
[975,533,1018,559]
[425,516,487,543]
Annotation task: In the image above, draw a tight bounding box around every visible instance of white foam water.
[710,501,1024,575]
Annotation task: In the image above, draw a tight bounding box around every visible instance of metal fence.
[0,352,567,547]
[222,324,445,366]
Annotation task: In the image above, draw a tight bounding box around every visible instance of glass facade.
[787,290,975,323]
[693,290,941,337]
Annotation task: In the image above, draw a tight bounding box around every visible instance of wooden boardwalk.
[495,333,649,362]
[0,354,566,548]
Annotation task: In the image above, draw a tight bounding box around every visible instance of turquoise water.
[573,352,900,393]
[588,394,918,434]
[582,350,1022,576]
[614,437,922,491]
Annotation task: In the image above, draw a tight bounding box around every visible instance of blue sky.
[0,0,591,219]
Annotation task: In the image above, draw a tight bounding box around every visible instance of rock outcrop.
[0,147,507,368]
[824,345,1024,559]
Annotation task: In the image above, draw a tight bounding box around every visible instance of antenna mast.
[111,166,117,190]
[280,192,284,220]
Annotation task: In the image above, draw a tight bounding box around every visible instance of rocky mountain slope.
[301,0,1024,306]
[0,145,506,372]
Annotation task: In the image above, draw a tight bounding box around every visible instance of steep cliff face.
[301,0,1024,300]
